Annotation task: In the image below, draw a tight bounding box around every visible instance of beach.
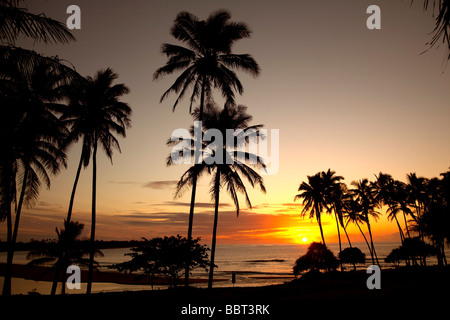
[1,266,449,318]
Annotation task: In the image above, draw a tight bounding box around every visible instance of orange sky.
[1,0,449,246]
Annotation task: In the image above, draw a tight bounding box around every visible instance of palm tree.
[295,173,328,246]
[0,0,80,296]
[413,171,450,266]
[373,173,414,244]
[321,169,345,258]
[0,0,79,86]
[406,173,428,215]
[26,220,101,295]
[393,181,415,239]
[344,198,373,257]
[350,179,380,265]
[372,173,402,242]
[1,60,68,295]
[411,0,450,60]
[329,182,354,248]
[154,9,260,115]
[0,0,75,45]
[174,105,266,289]
[62,68,131,294]
[154,9,260,286]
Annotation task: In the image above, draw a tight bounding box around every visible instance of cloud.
[143,180,178,190]
[108,181,140,185]
[162,200,231,208]
[37,201,54,207]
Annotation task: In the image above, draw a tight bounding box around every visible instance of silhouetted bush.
[338,247,366,270]
[110,235,210,288]
[293,242,338,276]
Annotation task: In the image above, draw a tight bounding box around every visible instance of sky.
[2,0,450,245]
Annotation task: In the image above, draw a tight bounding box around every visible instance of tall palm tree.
[393,181,414,238]
[406,173,429,264]
[154,9,260,115]
[174,105,266,289]
[373,173,413,244]
[328,181,353,249]
[350,179,380,265]
[321,169,345,258]
[406,173,429,223]
[344,198,373,256]
[0,0,79,296]
[295,173,328,246]
[154,9,260,286]
[62,68,131,294]
[1,60,68,295]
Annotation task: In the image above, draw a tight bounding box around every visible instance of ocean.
[1,241,447,295]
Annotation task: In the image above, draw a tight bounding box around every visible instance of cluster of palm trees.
[154,10,265,289]
[295,169,450,267]
[0,1,131,295]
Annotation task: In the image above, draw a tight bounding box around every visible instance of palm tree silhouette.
[406,173,429,264]
[0,0,79,86]
[321,169,345,262]
[406,173,428,221]
[174,105,266,289]
[295,173,328,246]
[0,1,77,296]
[154,9,260,114]
[344,198,373,259]
[412,170,450,265]
[57,72,126,236]
[1,60,68,295]
[350,179,380,265]
[154,9,260,286]
[0,0,75,45]
[62,68,131,294]
[373,173,412,244]
[26,220,102,295]
[412,0,450,60]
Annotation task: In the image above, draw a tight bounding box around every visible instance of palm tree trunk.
[402,211,411,239]
[50,266,60,295]
[356,221,372,258]
[86,140,97,294]
[4,167,29,295]
[66,150,84,223]
[1,167,14,296]
[394,215,405,245]
[184,78,206,287]
[343,224,352,248]
[49,154,85,295]
[208,170,221,290]
[184,175,197,287]
[2,206,12,296]
[442,243,448,266]
[11,166,28,248]
[315,204,326,246]
[365,214,379,265]
[334,212,343,271]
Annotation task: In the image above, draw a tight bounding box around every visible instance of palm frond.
[0,2,75,45]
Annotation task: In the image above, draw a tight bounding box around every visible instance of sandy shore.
[0,263,227,285]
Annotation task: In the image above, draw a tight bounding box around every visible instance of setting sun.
[301,237,308,243]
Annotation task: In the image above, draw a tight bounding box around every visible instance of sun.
[301,236,308,243]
